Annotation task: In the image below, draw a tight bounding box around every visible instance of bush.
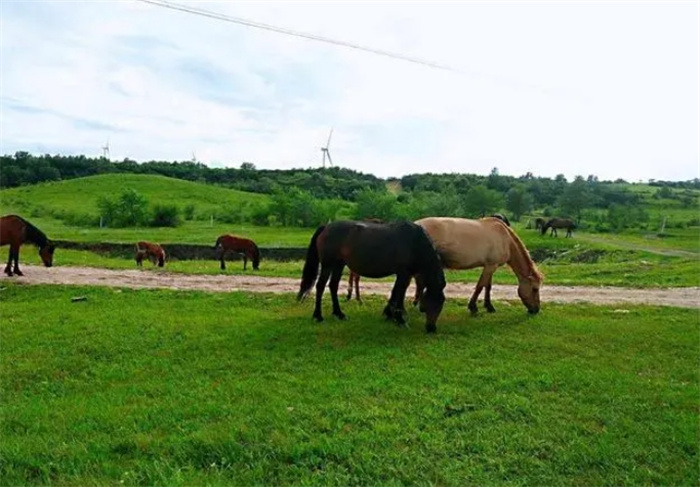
[98,188,149,227]
[150,204,181,227]
[183,204,196,221]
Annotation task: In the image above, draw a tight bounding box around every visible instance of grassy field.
[1,284,697,486]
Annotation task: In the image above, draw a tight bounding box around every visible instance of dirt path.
[2,265,699,309]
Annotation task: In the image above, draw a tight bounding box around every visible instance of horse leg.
[468,266,496,314]
[220,251,226,271]
[389,273,412,327]
[12,245,23,276]
[243,255,248,271]
[329,263,346,320]
[346,273,354,301]
[483,270,499,313]
[313,265,332,322]
[412,274,425,307]
[355,275,362,304]
[4,246,14,276]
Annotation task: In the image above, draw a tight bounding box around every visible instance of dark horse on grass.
[297,220,446,333]
[215,234,261,270]
[0,214,55,276]
[541,218,576,238]
[346,217,384,303]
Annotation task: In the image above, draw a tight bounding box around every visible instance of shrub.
[150,204,181,227]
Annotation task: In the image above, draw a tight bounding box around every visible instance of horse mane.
[14,215,50,248]
[412,223,446,289]
[502,224,544,282]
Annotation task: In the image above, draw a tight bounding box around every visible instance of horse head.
[517,273,541,314]
[39,240,56,267]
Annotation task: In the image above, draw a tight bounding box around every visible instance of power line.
[136,0,458,72]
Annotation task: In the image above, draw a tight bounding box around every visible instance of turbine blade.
[326,128,333,148]
[327,151,333,167]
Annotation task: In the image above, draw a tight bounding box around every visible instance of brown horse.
[135,241,166,267]
[215,234,260,270]
[413,216,544,314]
[346,218,384,302]
[0,214,55,276]
[298,220,446,333]
[541,218,576,237]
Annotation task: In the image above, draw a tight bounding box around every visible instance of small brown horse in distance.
[0,214,55,276]
[413,216,544,315]
[215,234,260,270]
[541,218,576,238]
[135,241,166,267]
[346,218,384,302]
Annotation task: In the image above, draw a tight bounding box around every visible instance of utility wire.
[136,0,459,72]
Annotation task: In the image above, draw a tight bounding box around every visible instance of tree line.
[2,152,698,231]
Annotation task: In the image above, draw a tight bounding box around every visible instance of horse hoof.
[486,307,496,313]
[426,323,437,333]
[14,271,23,277]
[314,315,324,323]
[334,313,347,321]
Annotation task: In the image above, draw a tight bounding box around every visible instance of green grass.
[1,285,697,486]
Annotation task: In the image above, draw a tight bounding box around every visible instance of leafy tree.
[505,185,533,221]
[461,185,504,217]
[558,176,591,223]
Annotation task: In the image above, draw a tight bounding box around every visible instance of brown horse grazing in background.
[135,241,166,268]
[215,234,260,270]
[346,218,384,302]
[413,216,544,315]
[541,218,576,237]
[0,214,55,276]
[298,220,446,333]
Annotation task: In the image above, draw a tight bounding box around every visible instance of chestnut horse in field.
[297,220,446,333]
[215,234,260,270]
[413,216,544,315]
[0,214,55,276]
[135,241,166,267]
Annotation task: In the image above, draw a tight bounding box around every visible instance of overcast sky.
[1,1,698,182]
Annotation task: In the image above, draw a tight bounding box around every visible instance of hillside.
[0,173,269,217]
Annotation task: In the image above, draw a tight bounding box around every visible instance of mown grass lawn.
[1,285,697,486]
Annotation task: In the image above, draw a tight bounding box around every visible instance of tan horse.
[413,217,544,314]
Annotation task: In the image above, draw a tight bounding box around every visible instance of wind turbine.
[320,128,334,168]
[101,139,110,159]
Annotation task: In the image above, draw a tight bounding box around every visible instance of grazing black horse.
[541,218,576,237]
[297,220,447,333]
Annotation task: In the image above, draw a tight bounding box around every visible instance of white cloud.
[0,0,697,182]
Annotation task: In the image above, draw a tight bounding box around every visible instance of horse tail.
[158,246,166,267]
[214,236,224,250]
[297,225,325,301]
[540,221,550,235]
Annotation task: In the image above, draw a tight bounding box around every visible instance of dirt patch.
[3,265,699,309]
